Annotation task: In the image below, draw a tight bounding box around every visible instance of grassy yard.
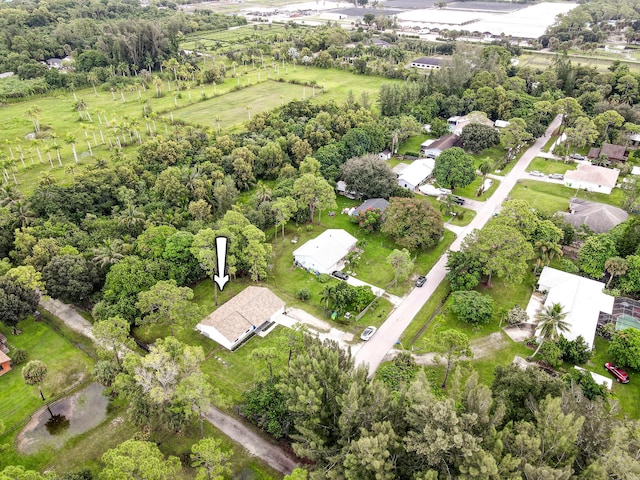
[509,180,624,214]
[454,176,500,201]
[398,134,430,155]
[526,157,577,175]
[587,336,640,419]
[0,318,95,434]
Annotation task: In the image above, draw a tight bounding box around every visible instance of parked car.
[529,170,545,177]
[415,275,427,287]
[453,196,465,205]
[332,270,349,281]
[570,153,586,161]
[360,326,377,341]
[548,173,564,180]
[605,362,630,383]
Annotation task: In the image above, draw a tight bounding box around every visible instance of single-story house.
[196,286,285,350]
[535,267,614,350]
[351,198,389,216]
[379,149,392,160]
[587,143,628,163]
[373,39,390,48]
[447,113,494,136]
[409,57,441,70]
[419,134,462,156]
[293,229,357,274]
[0,351,11,377]
[398,158,435,191]
[557,198,628,233]
[563,164,620,195]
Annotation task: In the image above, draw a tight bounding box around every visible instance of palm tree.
[65,133,78,164]
[26,105,42,133]
[605,256,628,288]
[117,203,146,233]
[0,183,23,207]
[87,71,99,96]
[319,284,335,310]
[22,360,48,401]
[11,200,35,228]
[38,172,57,187]
[254,181,272,204]
[92,238,125,268]
[531,302,570,359]
[533,241,563,274]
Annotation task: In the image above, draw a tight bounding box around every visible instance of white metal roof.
[293,229,357,273]
[536,267,614,349]
[398,158,435,187]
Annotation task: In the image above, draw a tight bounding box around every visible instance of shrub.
[296,288,310,302]
[452,290,494,324]
[11,348,27,365]
[317,273,331,284]
[377,353,418,391]
[93,360,120,387]
[564,368,607,400]
[558,335,592,365]
[538,341,562,369]
[609,328,640,370]
[506,305,529,325]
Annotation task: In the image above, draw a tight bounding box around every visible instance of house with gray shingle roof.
[557,198,628,233]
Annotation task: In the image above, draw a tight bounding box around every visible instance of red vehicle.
[605,363,630,384]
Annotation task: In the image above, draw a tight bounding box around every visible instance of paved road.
[354,114,564,375]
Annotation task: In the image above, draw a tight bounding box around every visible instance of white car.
[360,326,377,341]
[529,170,545,177]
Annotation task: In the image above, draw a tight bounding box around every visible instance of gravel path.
[39,298,95,341]
[204,406,298,475]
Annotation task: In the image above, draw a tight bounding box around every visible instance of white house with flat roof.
[535,267,614,350]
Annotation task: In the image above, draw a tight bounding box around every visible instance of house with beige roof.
[564,164,620,194]
[196,286,285,350]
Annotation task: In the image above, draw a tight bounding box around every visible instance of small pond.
[17,382,108,454]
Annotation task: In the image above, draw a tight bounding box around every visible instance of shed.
[0,351,11,377]
[409,57,441,70]
[293,229,357,274]
[196,286,285,351]
[379,149,392,160]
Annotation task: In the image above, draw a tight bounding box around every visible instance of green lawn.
[526,157,577,175]
[401,280,451,346]
[454,176,500,201]
[0,318,95,434]
[587,336,640,419]
[509,180,624,214]
[398,134,430,155]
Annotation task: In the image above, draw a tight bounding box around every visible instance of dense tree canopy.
[340,154,396,199]
[381,197,444,251]
[433,147,476,189]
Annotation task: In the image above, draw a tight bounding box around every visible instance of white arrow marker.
[214,236,230,291]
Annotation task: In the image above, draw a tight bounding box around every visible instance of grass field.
[526,157,577,175]
[172,80,310,130]
[398,134,430,155]
[454,176,500,201]
[509,179,624,214]
[519,51,640,74]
